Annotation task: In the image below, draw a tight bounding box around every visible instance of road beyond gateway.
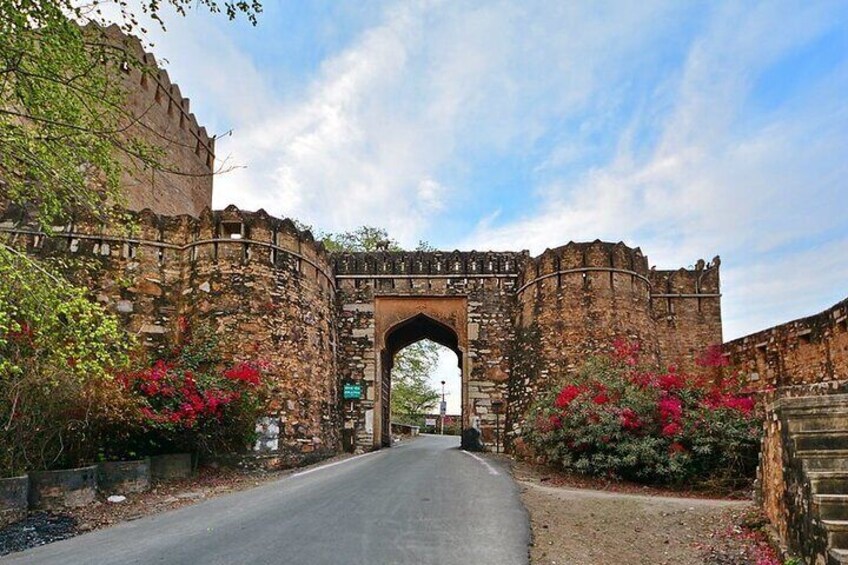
[4,435,530,565]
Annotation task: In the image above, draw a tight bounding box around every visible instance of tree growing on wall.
[322,226,443,423]
[0,0,261,474]
[1,0,261,228]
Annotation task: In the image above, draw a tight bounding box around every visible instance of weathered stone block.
[97,459,151,494]
[28,466,97,510]
[0,475,28,527]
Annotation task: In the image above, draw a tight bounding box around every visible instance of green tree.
[322,226,442,423]
[322,226,400,253]
[0,0,261,474]
[0,246,132,474]
[390,343,441,423]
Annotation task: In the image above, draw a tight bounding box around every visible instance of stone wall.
[2,202,725,456]
[0,204,339,454]
[96,24,214,217]
[649,258,723,368]
[724,298,848,556]
[725,298,848,391]
[332,251,521,451]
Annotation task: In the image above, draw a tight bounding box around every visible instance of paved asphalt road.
[4,435,529,565]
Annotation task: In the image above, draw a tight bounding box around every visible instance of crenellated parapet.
[78,23,215,217]
[517,240,650,295]
[0,204,334,293]
[93,23,216,165]
[331,250,524,278]
[648,256,721,298]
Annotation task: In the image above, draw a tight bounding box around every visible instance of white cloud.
[180,0,694,245]
[722,237,848,340]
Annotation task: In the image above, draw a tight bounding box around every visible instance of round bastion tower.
[181,206,340,453]
[510,241,658,433]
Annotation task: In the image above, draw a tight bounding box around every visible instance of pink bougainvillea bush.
[526,340,761,485]
[110,321,269,459]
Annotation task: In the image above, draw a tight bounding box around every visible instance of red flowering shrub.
[526,340,761,484]
[114,323,268,458]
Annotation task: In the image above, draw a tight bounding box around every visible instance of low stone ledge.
[0,475,29,527]
[150,453,193,480]
[28,466,97,510]
[222,447,337,472]
[97,458,151,494]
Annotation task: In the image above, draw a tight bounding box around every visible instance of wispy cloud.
[461,1,848,338]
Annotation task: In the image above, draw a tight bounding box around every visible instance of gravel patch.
[514,460,754,565]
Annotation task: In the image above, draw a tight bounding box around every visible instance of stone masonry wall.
[0,204,339,454]
[180,207,339,452]
[725,297,848,391]
[2,201,725,456]
[724,298,848,551]
[332,251,521,451]
[650,258,723,367]
[97,24,214,217]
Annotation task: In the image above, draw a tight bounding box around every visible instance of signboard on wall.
[343,382,363,400]
[425,418,437,427]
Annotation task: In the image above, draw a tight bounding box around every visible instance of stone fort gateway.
[3,25,848,562]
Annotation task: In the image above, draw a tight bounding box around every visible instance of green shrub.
[0,248,131,475]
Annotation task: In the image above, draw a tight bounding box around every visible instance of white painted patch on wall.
[365,409,374,434]
[254,417,280,451]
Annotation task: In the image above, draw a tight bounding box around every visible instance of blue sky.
[135,1,847,383]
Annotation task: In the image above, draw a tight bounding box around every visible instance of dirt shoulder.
[512,460,760,565]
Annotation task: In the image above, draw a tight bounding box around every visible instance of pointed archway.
[373,297,479,450]
[381,314,462,447]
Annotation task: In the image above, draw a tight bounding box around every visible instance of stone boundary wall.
[725,297,848,390]
[3,202,725,456]
[724,297,848,557]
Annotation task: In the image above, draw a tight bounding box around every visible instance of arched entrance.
[380,315,462,447]
[373,297,478,450]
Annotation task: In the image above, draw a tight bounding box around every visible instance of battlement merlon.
[648,256,721,296]
[331,250,526,277]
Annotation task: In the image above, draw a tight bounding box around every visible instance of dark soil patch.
[0,512,78,556]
